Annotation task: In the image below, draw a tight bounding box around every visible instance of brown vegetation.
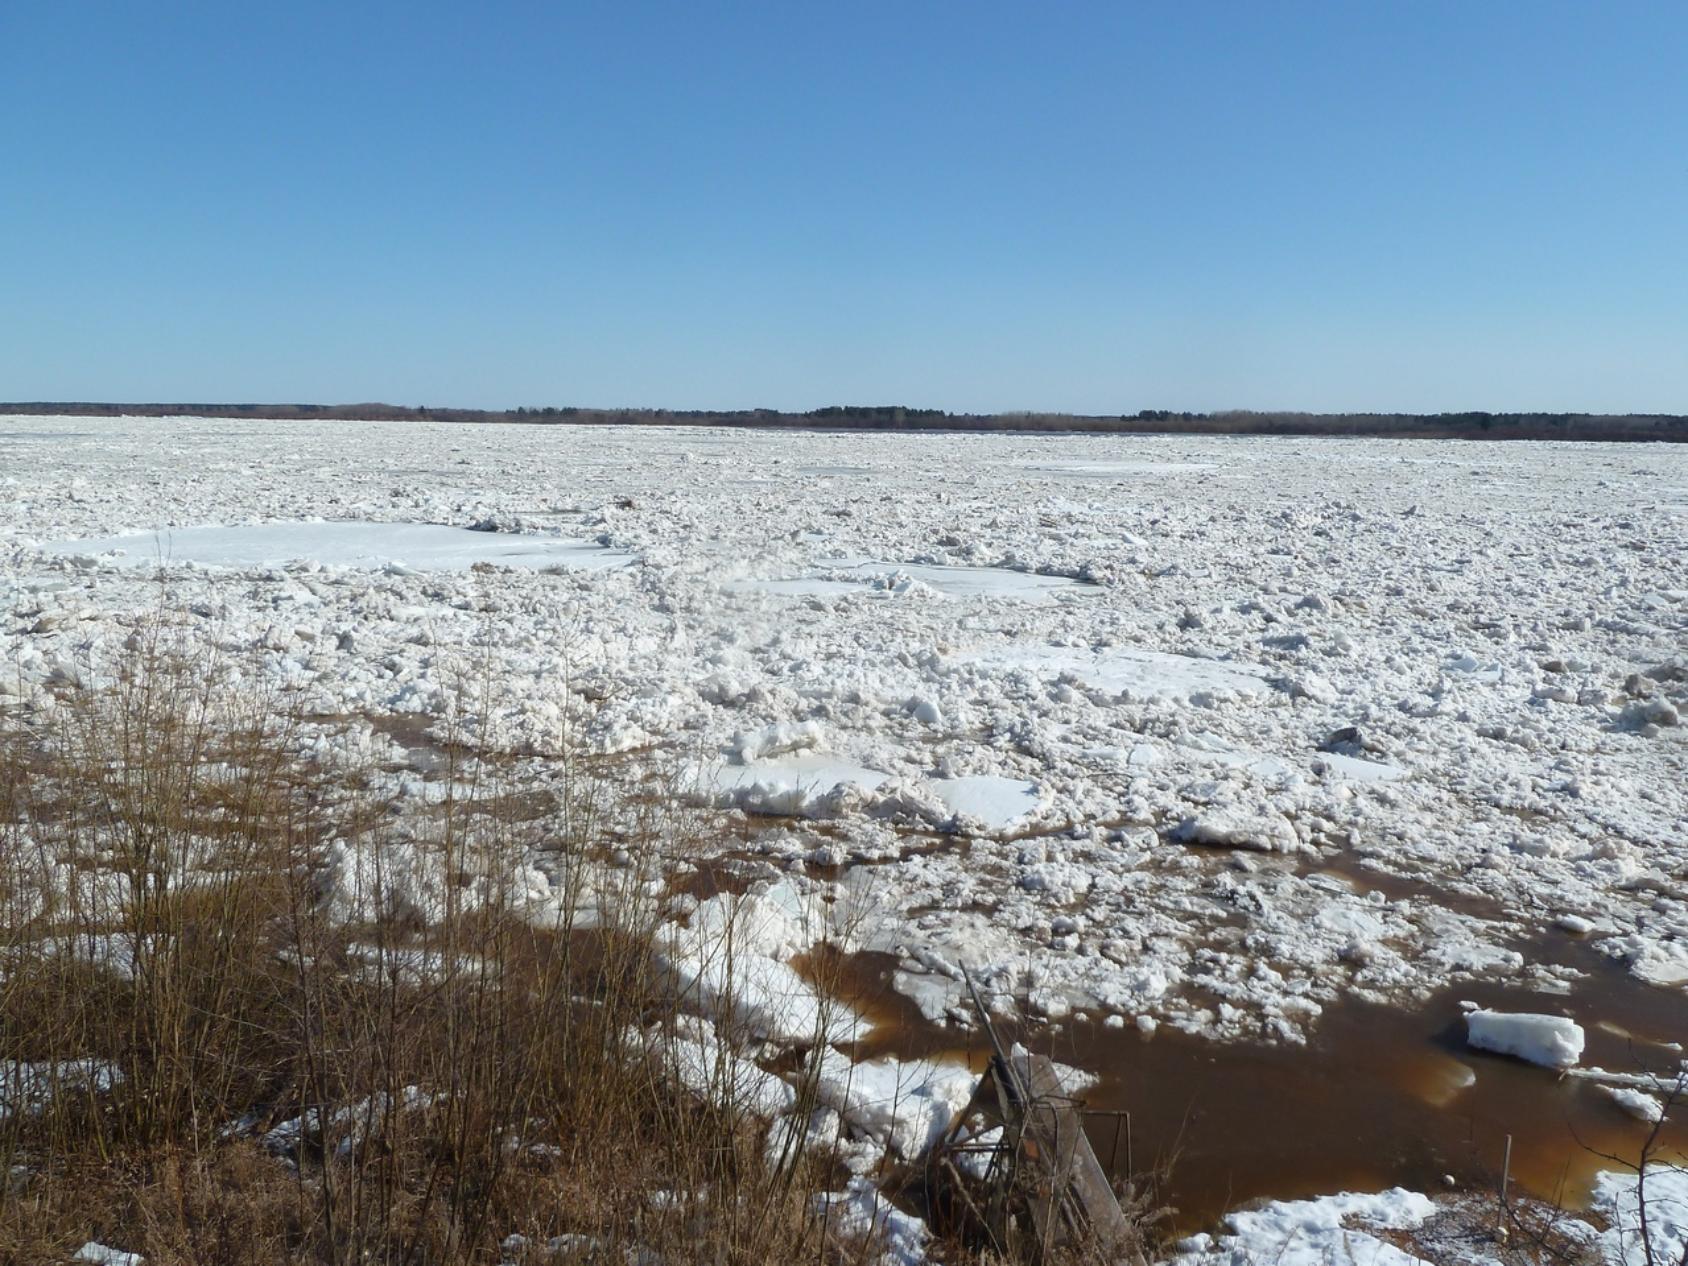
[0,633,880,1264]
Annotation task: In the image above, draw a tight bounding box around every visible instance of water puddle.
[43,522,639,572]
[810,950,1688,1234]
[666,855,770,903]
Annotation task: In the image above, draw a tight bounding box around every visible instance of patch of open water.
[812,947,1688,1233]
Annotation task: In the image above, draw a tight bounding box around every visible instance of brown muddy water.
[812,947,1688,1234]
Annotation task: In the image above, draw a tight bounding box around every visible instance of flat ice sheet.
[931,775,1040,828]
[969,644,1273,703]
[42,522,637,572]
[1318,752,1407,782]
[1011,460,1219,477]
[733,561,1095,604]
[709,755,890,796]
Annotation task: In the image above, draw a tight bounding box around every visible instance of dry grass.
[0,629,892,1265]
[0,622,1190,1265]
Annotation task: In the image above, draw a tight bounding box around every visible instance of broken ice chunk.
[1601,1085,1665,1123]
[1465,1010,1584,1069]
[1172,809,1300,853]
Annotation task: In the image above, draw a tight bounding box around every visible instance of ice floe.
[1465,1009,1586,1069]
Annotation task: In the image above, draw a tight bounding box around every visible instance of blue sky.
[2,2,1683,413]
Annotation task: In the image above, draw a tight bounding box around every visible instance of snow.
[1014,459,1219,477]
[657,882,860,1046]
[1465,1009,1586,1069]
[636,1017,797,1117]
[1603,935,1688,988]
[11,416,1688,1256]
[1591,1165,1688,1266]
[1316,752,1408,782]
[0,1059,123,1122]
[74,1244,145,1266]
[731,720,827,763]
[261,1086,434,1161]
[810,1050,977,1161]
[815,1176,931,1265]
[1173,809,1302,853]
[1173,1169,1688,1266]
[1171,1188,1436,1266]
[313,837,476,926]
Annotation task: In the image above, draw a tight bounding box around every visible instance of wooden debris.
[924,971,1136,1263]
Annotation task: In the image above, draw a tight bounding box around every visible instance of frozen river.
[4,414,1683,1037]
[3,413,1685,1229]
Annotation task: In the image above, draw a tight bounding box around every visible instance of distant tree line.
[5,401,1684,443]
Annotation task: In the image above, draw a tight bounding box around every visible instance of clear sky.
[2,2,1684,414]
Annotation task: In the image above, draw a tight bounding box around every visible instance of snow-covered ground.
[4,414,1685,1253]
[1174,1168,1688,1266]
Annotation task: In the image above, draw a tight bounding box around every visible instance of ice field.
[3,413,1685,1251]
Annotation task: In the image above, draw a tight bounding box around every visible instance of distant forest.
[6,402,1685,442]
